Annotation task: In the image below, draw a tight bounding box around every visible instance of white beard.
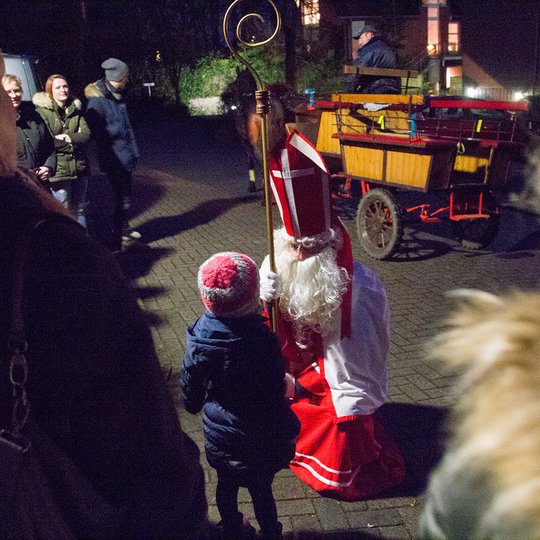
[275,234,350,343]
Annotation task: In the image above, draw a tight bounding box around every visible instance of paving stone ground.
[87,108,540,539]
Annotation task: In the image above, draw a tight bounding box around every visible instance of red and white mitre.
[269,130,332,239]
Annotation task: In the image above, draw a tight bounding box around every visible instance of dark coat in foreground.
[0,171,206,538]
[181,312,300,477]
[15,101,56,173]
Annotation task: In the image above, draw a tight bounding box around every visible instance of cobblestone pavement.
[88,109,540,539]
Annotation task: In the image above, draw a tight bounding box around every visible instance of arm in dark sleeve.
[41,126,57,174]
[180,341,208,414]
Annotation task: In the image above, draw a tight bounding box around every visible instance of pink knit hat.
[197,252,260,317]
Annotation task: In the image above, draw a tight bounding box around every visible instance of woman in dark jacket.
[181,252,300,540]
[2,73,56,180]
[34,74,91,226]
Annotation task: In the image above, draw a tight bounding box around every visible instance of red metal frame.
[332,180,498,224]
[428,99,529,111]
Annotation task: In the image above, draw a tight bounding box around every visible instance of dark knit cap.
[101,58,129,82]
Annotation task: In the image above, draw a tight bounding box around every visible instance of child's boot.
[217,515,256,540]
[258,521,283,539]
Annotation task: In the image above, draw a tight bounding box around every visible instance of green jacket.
[33,92,91,182]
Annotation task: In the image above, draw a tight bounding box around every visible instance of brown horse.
[224,69,297,192]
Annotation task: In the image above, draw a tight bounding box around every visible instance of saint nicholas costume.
[262,131,405,500]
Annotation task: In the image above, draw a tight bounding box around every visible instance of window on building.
[296,0,320,26]
[427,6,440,54]
[448,21,460,53]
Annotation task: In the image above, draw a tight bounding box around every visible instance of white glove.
[259,270,281,302]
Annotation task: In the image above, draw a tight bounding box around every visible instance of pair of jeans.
[51,177,89,228]
[216,470,281,535]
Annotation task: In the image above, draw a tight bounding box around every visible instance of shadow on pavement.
[136,194,259,243]
[204,526,381,540]
[390,230,453,262]
[284,532,381,539]
[115,245,173,280]
[499,227,540,253]
[376,402,448,497]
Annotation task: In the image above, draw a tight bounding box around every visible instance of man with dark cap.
[349,25,401,94]
[85,58,140,251]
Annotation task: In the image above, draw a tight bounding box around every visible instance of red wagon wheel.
[356,188,403,259]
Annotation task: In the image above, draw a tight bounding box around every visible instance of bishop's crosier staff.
[222,0,281,330]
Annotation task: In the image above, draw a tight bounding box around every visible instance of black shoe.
[258,521,283,539]
[216,518,256,540]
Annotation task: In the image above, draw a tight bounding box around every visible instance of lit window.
[448,22,460,53]
[296,0,320,26]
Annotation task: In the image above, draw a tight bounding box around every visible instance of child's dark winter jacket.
[181,311,300,475]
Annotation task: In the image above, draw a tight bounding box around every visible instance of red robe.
[265,259,405,500]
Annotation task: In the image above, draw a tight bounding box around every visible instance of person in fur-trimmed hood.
[418,291,540,539]
[418,156,540,539]
[33,74,91,226]
[84,58,140,251]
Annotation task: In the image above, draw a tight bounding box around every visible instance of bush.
[177,41,346,114]
[297,57,345,99]
[179,53,238,106]
[178,45,287,115]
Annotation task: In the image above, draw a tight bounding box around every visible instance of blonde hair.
[1,73,22,91]
[430,290,540,532]
[0,54,18,175]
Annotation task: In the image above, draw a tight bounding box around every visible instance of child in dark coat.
[181,252,300,539]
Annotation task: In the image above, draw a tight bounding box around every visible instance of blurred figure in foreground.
[418,290,540,539]
[418,159,540,538]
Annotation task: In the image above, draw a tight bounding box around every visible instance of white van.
[3,53,41,100]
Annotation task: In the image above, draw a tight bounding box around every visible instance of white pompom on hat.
[197,252,260,317]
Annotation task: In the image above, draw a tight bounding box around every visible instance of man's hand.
[260,270,281,302]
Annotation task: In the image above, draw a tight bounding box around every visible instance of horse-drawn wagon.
[289,90,529,259]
